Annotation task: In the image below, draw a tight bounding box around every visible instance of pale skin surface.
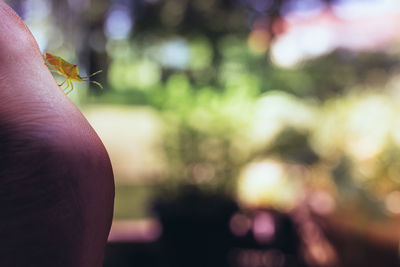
[0,2,114,267]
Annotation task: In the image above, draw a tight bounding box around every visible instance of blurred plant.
[149,72,259,192]
[7,0,400,221]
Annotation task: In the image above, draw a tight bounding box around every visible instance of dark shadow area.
[104,186,307,267]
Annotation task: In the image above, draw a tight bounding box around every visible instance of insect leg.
[61,79,69,93]
[62,81,70,92]
[45,62,59,73]
[59,79,67,87]
[65,80,74,95]
[70,80,74,93]
[47,67,59,73]
[64,80,71,94]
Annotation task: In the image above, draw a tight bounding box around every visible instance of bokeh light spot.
[248,29,270,54]
[385,191,400,214]
[253,212,275,244]
[105,7,133,40]
[229,213,252,237]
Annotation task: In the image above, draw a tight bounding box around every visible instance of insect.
[44,52,103,94]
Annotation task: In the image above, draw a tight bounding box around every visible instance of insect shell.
[44,52,103,94]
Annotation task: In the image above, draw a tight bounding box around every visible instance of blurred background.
[6,0,400,266]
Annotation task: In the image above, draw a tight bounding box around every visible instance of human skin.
[0,2,114,266]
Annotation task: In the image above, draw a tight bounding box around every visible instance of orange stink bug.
[44,52,103,94]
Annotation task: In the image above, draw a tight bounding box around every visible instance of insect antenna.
[81,70,103,89]
[90,80,103,89]
[81,70,103,79]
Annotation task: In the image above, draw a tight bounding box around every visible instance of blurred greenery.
[114,184,156,219]
[7,0,400,221]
